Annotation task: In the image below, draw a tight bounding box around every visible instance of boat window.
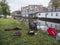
[51,13,53,16]
[45,13,48,15]
[56,13,58,16]
[51,24,52,27]
[39,13,40,15]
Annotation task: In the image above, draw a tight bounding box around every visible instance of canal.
[21,18,60,32]
[36,19,60,32]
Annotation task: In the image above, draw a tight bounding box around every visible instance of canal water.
[36,19,60,32]
[21,18,60,32]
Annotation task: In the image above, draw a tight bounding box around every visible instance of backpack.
[47,27,57,37]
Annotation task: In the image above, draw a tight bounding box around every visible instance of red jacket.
[47,27,57,37]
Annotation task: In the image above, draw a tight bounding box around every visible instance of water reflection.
[23,18,60,31]
[22,18,60,40]
[36,20,60,31]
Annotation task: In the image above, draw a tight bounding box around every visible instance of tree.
[52,0,59,11]
[0,0,10,18]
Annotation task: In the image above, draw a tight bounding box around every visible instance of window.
[59,10,60,12]
[45,13,48,15]
[51,24,52,27]
[56,13,58,16]
[51,13,53,16]
[55,25,57,28]
[39,13,40,15]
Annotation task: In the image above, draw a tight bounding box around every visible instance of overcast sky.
[7,0,50,12]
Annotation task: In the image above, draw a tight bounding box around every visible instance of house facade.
[21,5,48,17]
[12,10,21,19]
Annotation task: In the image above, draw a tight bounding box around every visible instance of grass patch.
[0,18,60,45]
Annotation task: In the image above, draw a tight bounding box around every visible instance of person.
[29,22,32,30]
[33,22,37,30]
[29,22,37,30]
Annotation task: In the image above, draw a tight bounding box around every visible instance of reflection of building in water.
[46,22,60,30]
[36,20,60,30]
[37,20,46,26]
